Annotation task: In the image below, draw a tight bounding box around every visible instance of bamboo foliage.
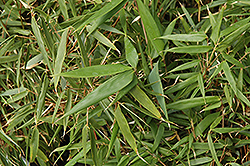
[1,0,250,165]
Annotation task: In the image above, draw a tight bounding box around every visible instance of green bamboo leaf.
[129,85,162,119]
[115,105,137,153]
[208,62,223,81]
[87,1,127,36]
[36,75,49,119]
[63,89,72,134]
[89,128,99,166]
[54,29,68,89]
[151,124,164,152]
[31,17,52,72]
[210,116,223,129]
[158,33,207,42]
[124,37,138,68]
[174,144,188,159]
[222,61,237,93]
[180,14,191,33]
[0,37,15,57]
[195,112,220,137]
[106,121,119,159]
[224,84,232,108]
[207,132,222,166]
[236,89,250,107]
[37,149,49,162]
[6,90,28,104]
[26,54,43,69]
[238,1,250,5]
[149,62,167,119]
[138,39,150,75]
[68,0,77,17]
[58,0,69,20]
[60,71,133,119]
[168,60,200,73]
[82,125,89,166]
[221,53,244,68]
[178,157,213,166]
[137,0,164,55]
[0,128,22,151]
[237,68,243,91]
[180,3,195,29]
[112,76,138,105]
[171,136,189,150]
[165,75,198,94]
[198,73,206,103]
[213,128,240,134]
[166,72,199,79]
[86,26,118,51]
[75,0,126,32]
[217,23,250,52]
[59,64,132,78]
[30,127,39,163]
[202,101,221,112]
[0,54,19,64]
[166,96,220,110]
[0,87,26,96]
[210,6,224,44]
[165,45,212,54]
[220,17,250,37]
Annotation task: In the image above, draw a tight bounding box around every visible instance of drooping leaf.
[54,29,69,88]
[149,62,167,119]
[124,37,138,68]
[158,33,207,42]
[60,70,134,119]
[165,45,212,54]
[137,0,164,55]
[115,106,137,153]
[130,85,162,119]
[166,96,220,110]
[60,64,131,78]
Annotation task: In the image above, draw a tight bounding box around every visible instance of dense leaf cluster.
[1,0,250,165]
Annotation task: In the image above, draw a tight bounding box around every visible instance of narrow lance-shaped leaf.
[198,73,206,103]
[151,124,164,152]
[166,96,220,110]
[58,0,69,20]
[106,121,119,159]
[137,0,164,55]
[63,89,72,135]
[165,75,198,94]
[115,105,138,153]
[90,128,99,166]
[195,112,220,137]
[30,127,39,163]
[36,75,49,120]
[207,132,222,166]
[158,33,207,42]
[86,26,118,52]
[82,125,89,165]
[75,0,126,32]
[149,62,167,119]
[125,37,138,68]
[60,70,134,119]
[222,53,244,68]
[59,64,132,78]
[168,60,200,73]
[180,3,195,29]
[31,17,52,72]
[210,6,224,44]
[165,45,212,54]
[54,28,68,89]
[130,85,162,119]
